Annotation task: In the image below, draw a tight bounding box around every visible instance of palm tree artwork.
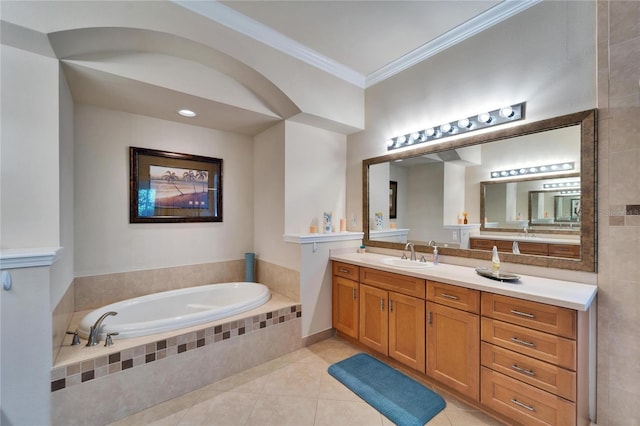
[150,165,209,210]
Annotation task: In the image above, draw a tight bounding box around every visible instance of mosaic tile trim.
[607,204,640,226]
[50,304,301,392]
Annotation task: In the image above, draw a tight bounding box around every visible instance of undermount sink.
[380,257,435,269]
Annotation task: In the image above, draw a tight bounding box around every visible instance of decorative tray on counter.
[475,267,521,282]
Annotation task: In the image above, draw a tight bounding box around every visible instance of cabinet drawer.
[481,342,576,401]
[517,241,549,256]
[481,293,576,339]
[427,281,480,313]
[548,244,581,259]
[333,262,360,281]
[360,268,425,299]
[481,367,575,426]
[481,318,576,370]
[470,238,495,250]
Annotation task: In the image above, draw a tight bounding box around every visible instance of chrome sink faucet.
[86,311,117,346]
[404,242,416,261]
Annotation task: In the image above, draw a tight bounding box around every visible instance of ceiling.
[219,0,501,76]
[46,0,540,134]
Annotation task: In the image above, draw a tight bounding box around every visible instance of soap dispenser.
[432,246,439,265]
[491,246,500,274]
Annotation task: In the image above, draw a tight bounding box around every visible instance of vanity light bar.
[490,161,575,179]
[386,102,525,151]
[560,190,581,195]
[543,181,580,189]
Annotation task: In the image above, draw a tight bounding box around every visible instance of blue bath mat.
[328,353,446,426]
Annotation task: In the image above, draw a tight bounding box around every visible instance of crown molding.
[173,0,366,88]
[174,0,541,89]
[366,0,543,87]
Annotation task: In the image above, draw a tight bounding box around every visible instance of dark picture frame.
[389,180,398,219]
[129,147,223,223]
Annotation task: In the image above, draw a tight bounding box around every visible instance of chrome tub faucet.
[86,311,117,346]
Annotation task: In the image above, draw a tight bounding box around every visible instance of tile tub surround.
[74,259,300,312]
[51,295,302,425]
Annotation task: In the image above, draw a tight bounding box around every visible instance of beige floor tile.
[177,392,258,426]
[318,371,364,402]
[314,398,384,426]
[445,408,504,425]
[245,394,318,426]
[260,361,324,398]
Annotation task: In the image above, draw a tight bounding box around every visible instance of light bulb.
[499,106,515,118]
[458,118,472,129]
[425,128,435,137]
[440,123,452,133]
[478,112,493,124]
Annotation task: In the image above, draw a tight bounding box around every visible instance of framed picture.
[389,180,398,219]
[129,147,223,223]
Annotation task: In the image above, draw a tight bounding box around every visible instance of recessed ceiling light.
[178,109,196,118]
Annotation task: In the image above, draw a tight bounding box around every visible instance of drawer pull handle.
[510,309,535,318]
[339,268,350,274]
[380,298,385,311]
[511,399,535,412]
[441,293,459,300]
[511,364,535,376]
[511,337,535,347]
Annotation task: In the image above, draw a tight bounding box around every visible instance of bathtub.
[78,282,271,340]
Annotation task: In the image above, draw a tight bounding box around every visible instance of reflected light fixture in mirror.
[490,161,575,178]
[387,102,525,151]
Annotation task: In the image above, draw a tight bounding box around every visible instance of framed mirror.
[363,109,596,272]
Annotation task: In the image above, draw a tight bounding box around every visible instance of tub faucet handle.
[104,332,119,347]
[66,330,81,346]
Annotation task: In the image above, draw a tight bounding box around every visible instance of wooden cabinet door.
[427,301,480,400]
[389,292,425,373]
[359,284,388,355]
[332,276,359,339]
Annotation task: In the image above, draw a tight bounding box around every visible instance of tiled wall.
[596,1,640,423]
[73,258,300,312]
[51,304,302,425]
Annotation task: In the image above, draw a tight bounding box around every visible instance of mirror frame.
[363,109,597,272]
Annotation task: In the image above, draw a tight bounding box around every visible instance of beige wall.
[73,105,255,277]
[347,1,597,231]
[595,1,640,423]
[0,45,60,248]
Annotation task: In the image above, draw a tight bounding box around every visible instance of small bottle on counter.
[432,246,439,265]
[357,245,366,254]
[491,246,500,274]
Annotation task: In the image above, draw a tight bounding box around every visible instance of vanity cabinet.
[331,256,593,426]
[426,281,480,400]
[480,293,579,425]
[358,268,426,373]
[332,262,360,339]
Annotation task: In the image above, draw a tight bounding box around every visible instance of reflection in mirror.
[363,109,596,272]
[481,173,581,231]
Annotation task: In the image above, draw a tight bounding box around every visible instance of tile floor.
[110,336,503,426]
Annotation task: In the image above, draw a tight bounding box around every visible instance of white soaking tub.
[78,282,271,340]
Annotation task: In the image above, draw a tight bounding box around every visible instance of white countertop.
[330,252,596,311]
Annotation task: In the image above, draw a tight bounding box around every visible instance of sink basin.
[381,257,435,269]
